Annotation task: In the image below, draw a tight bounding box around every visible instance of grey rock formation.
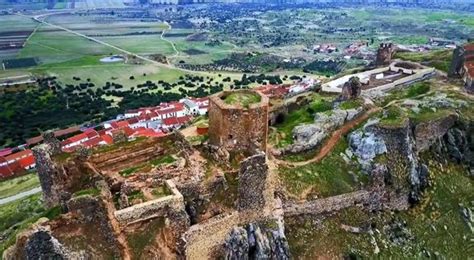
[348,120,387,171]
[283,108,363,154]
[340,76,362,100]
[223,223,290,260]
[25,229,70,260]
[449,45,465,77]
[224,227,249,260]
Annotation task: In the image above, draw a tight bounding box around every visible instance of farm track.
[18,12,205,75]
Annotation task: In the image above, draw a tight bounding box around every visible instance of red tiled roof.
[101,134,113,145]
[133,129,166,138]
[110,121,129,129]
[85,130,98,139]
[82,136,103,148]
[9,161,23,173]
[18,155,35,169]
[127,118,139,125]
[26,126,81,146]
[66,133,88,144]
[0,165,14,178]
[5,150,33,162]
[163,116,191,126]
[465,61,474,78]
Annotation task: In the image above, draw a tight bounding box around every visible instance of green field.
[0,173,40,200]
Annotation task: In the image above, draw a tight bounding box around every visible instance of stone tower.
[208,90,269,157]
[376,43,395,66]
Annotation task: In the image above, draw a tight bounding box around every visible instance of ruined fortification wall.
[208,90,269,154]
[284,190,370,216]
[183,212,241,259]
[114,180,185,225]
[238,154,272,212]
[89,138,165,172]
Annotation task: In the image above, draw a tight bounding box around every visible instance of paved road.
[0,187,42,206]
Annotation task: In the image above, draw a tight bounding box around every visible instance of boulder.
[340,76,362,100]
[223,223,290,260]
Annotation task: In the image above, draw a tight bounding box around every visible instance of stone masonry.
[238,154,270,212]
[208,90,269,156]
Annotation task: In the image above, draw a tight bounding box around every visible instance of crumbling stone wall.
[238,154,272,213]
[182,212,241,259]
[284,190,370,216]
[114,180,186,225]
[89,138,166,172]
[268,93,313,126]
[208,90,269,157]
[340,76,362,100]
[33,144,97,208]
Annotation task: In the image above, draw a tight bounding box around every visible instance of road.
[0,187,42,206]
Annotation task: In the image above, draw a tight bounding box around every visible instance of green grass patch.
[151,185,172,199]
[278,138,368,198]
[405,82,431,98]
[119,166,141,177]
[223,92,261,108]
[339,98,363,110]
[409,108,456,124]
[150,155,175,166]
[379,105,408,128]
[394,50,452,73]
[72,188,100,198]
[0,173,40,200]
[271,97,333,148]
[128,190,145,202]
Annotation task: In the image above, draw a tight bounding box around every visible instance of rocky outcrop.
[340,76,362,100]
[372,119,429,205]
[414,112,458,152]
[430,121,474,176]
[449,45,465,77]
[282,107,363,154]
[3,222,74,260]
[24,229,71,260]
[348,119,387,171]
[223,222,290,260]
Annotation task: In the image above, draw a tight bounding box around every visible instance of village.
[0,77,317,179]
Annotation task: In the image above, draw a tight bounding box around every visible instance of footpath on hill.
[272,107,381,167]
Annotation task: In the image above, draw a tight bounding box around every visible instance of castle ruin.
[208,90,269,161]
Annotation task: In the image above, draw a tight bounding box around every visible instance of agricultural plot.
[0,15,37,61]
[74,0,125,9]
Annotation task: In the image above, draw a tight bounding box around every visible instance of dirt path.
[161,21,180,61]
[272,107,381,167]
